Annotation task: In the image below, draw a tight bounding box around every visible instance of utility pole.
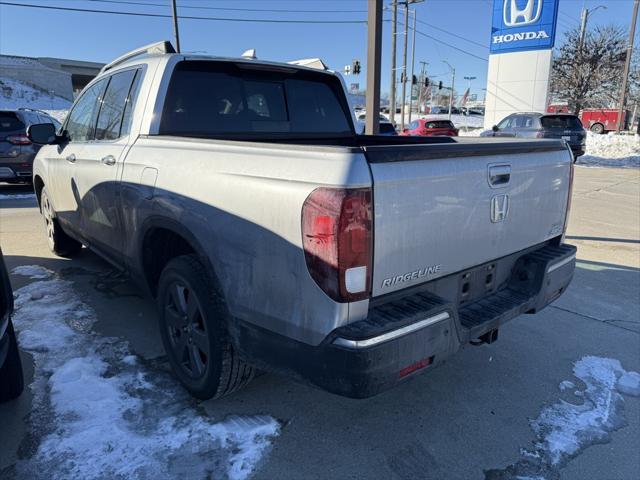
[365,0,383,135]
[617,0,639,133]
[389,1,397,125]
[408,10,417,124]
[400,2,410,131]
[170,0,181,53]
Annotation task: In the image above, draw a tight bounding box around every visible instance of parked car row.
[482,112,586,159]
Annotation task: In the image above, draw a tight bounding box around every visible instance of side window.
[120,70,142,137]
[497,116,513,129]
[66,79,107,142]
[95,69,138,141]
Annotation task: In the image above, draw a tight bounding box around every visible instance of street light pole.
[389,1,397,125]
[579,5,607,51]
[400,2,410,131]
[617,0,639,133]
[170,0,181,53]
[443,61,455,121]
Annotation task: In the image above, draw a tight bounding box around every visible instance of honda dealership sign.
[484,0,560,129]
[490,0,559,53]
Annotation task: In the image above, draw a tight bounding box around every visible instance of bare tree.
[550,26,627,114]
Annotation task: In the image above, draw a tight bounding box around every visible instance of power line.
[415,18,488,50]
[87,0,369,14]
[0,1,367,23]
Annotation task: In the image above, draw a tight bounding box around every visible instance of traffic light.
[438,81,443,90]
[352,60,361,75]
[424,77,430,88]
[412,75,417,85]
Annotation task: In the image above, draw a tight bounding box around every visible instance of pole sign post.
[490,0,559,54]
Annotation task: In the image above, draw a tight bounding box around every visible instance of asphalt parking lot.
[0,166,638,480]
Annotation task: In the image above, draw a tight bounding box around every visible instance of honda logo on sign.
[503,0,543,27]
[491,194,509,223]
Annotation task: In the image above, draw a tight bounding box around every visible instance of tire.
[0,321,24,403]
[590,123,605,134]
[40,187,82,257]
[157,254,255,400]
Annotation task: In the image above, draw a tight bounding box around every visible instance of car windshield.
[541,115,583,129]
[0,112,25,132]
[160,61,353,139]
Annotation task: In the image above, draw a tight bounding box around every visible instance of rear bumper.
[570,145,585,158]
[233,243,577,398]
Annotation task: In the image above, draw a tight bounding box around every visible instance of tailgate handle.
[488,164,511,187]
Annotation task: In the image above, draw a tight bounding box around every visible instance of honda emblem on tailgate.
[503,0,542,27]
[491,194,509,223]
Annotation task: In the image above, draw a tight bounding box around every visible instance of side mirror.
[492,125,499,132]
[27,123,58,145]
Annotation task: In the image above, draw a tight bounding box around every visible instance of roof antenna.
[241,49,257,59]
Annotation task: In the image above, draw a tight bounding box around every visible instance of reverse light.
[6,135,31,145]
[301,187,372,302]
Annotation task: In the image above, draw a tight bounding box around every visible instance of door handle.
[101,155,116,166]
[488,164,511,187]
[65,154,76,163]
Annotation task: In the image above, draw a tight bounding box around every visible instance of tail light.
[5,135,31,145]
[301,187,372,302]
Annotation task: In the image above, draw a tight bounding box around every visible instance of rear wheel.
[590,123,605,134]
[40,187,82,257]
[0,322,24,403]
[157,254,255,400]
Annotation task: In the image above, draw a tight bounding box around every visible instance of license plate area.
[458,262,497,306]
[562,135,571,142]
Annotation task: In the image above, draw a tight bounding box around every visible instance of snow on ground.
[389,113,485,129]
[0,77,72,111]
[10,267,280,480]
[485,356,640,479]
[577,132,640,168]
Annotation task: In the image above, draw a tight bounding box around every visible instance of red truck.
[580,109,630,134]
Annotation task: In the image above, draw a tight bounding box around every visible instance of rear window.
[0,112,24,132]
[160,61,353,138]
[541,115,583,129]
[425,120,454,129]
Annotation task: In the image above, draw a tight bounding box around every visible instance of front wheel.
[40,187,82,257]
[157,255,255,400]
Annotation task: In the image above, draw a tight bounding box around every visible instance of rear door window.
[541,115,583,129]
[160,61,353,138]
[65,78,108,142]
[0,112,24,132]
[95,69,138,141]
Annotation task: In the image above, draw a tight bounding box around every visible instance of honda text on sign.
[490,0,560,54]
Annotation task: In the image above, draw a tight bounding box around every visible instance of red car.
[400,118,459,137]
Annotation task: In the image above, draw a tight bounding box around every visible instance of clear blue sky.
[0,0,636,100]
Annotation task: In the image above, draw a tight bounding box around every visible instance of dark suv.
[483,113,587,158]
[0,109,61,184]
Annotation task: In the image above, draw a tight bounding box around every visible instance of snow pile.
[578,132,640,168]
[11,267,280,480]
[0,77,72,111]
[485,356,640,479]
[389,113,484,129]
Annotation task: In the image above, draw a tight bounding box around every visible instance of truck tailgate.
[364,140,571,297]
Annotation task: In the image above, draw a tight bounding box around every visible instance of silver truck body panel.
[368,147,570,296]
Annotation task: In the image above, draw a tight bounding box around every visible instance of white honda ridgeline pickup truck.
[28,42,577,400]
